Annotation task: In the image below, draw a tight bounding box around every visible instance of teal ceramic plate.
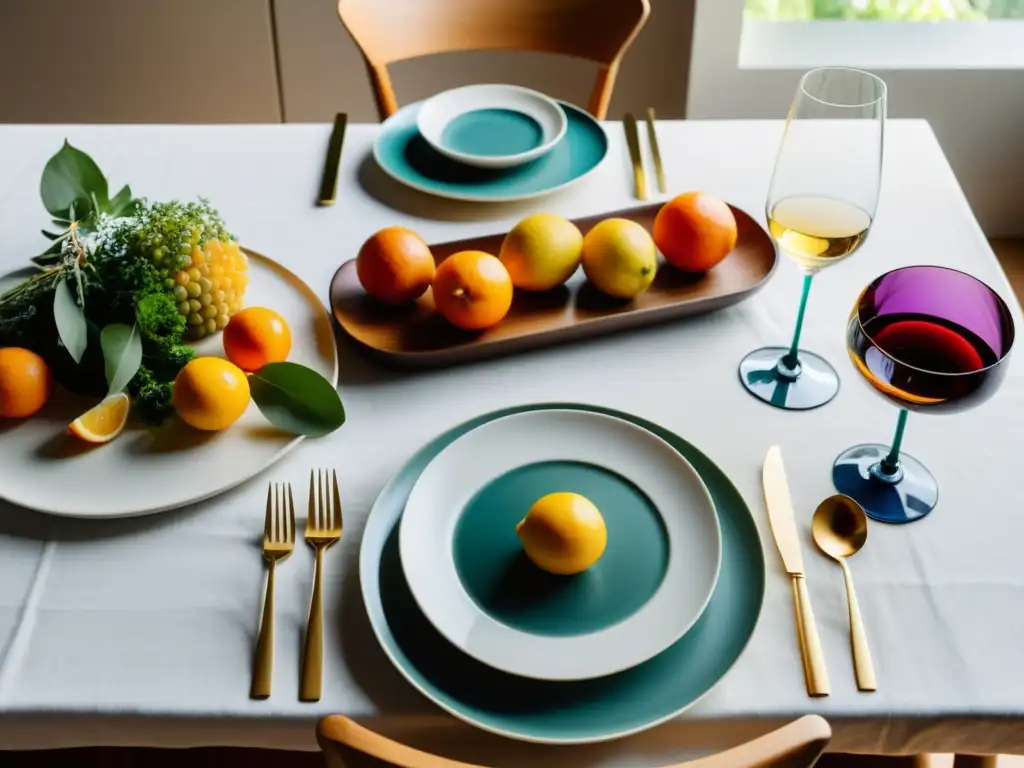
[399,409,721,682]
[372,100,608,203]
[360,403,766,744]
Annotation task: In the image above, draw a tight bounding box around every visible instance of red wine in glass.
[851,313,1005,413]
[836,266,1014,524]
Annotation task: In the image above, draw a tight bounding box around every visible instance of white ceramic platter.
[399,409,722,681]
[0,249,337,518]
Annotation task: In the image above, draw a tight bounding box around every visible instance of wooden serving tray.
[329,203,776,368]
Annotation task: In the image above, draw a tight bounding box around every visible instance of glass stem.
[779,272,814,374]
[876,409,908,482]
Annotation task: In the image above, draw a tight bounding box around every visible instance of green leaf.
[53,278,88,363]
[110,184,135,216]
[249,362,345,437]
[40,140,110,220]
[41,230,61,241]
[100,323,142,395]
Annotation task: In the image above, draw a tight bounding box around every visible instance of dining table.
[0,116,1021,766]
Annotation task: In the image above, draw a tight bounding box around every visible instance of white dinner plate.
[0,249,337,518]
[399,409,722,681]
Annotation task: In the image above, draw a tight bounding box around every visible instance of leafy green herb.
[100,323,142,395]
[53,278,87,363]
[250,362,345,437]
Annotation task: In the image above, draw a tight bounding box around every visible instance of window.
[745,0,1024,21]
[739,0,1024,68]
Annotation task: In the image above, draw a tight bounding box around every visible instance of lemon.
[581,218,657,299]
[499,213,583,291]
[515,492,607,575]
[173,357,250,431]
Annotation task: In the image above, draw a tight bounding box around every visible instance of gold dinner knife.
[623,113,647,201]
[317,112,348,206]
[763,445,831,697]
[645,108,667,194]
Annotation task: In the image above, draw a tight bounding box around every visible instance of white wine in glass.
[740,67,886,411]
[767,195,872,271]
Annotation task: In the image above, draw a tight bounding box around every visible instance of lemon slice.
[68,393,130,444]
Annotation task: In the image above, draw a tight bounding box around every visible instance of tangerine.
[653,191,738,273]
[432,251,513,331]
[223,307,292,372]
[356,226,435,304]
[0,347,51,418]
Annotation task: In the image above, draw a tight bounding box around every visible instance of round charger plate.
[416,84,567,169]
[400,409,721,681]
[0,249,338,518]
[361,402,767,745]
[373,100,608,203]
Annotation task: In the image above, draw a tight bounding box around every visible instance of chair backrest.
[336,0,650,121]
[317,715,832,768]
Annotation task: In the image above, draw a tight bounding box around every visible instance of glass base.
[833,443,938,524]
[738,346,840,411]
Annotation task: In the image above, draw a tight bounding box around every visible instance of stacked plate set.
[360,404,767,744]
[373,84,609,203]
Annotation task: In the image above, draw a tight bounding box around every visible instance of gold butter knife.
[317,112,348,206]
[763,445,831,697]
[623,113,647,201]
[645,108,667,194]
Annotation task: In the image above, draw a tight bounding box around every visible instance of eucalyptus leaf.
[40,140,109,219]
[31,253,61,268]
[249,362,345,437]
[53,278,88,363]
[110,184,135,216]
[100,323,142,395]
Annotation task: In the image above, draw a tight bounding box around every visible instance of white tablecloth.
[0,119,1021,764]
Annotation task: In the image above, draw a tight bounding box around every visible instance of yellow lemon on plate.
[515,492,607,575]
[499,213,583,291]
[173,357,250,431]
[581,218,657,299]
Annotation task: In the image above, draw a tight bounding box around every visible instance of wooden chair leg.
[952,757,999,768]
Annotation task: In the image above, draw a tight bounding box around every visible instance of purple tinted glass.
[860,266,1014,361]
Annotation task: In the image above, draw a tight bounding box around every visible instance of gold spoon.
[811,495,877,692]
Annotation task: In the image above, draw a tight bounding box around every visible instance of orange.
[68,393,130,444]
[432,250,513,331]
[173,357,251,431]
[356,226,436,305]
[0,347,51,418]
[223,306,292,372]
[653,191,738,273]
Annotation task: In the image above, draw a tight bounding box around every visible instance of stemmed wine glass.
[834,266,1015,523]
[740,67,887,410]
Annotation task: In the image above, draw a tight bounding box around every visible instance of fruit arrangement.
[354,191,739,331]
[0,142,344,443]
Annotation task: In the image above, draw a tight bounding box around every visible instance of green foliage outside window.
[744,0,1024,20]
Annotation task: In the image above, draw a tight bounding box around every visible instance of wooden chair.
[317,715,832,768]
[336,0,650,122]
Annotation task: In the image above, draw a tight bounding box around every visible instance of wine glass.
[834,266,1015,523]
[740,67,886,410]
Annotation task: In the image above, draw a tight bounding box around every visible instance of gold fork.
[250,482,295,700]
[300,469,343,702]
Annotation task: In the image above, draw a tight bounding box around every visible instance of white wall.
[686,0,1024,236]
